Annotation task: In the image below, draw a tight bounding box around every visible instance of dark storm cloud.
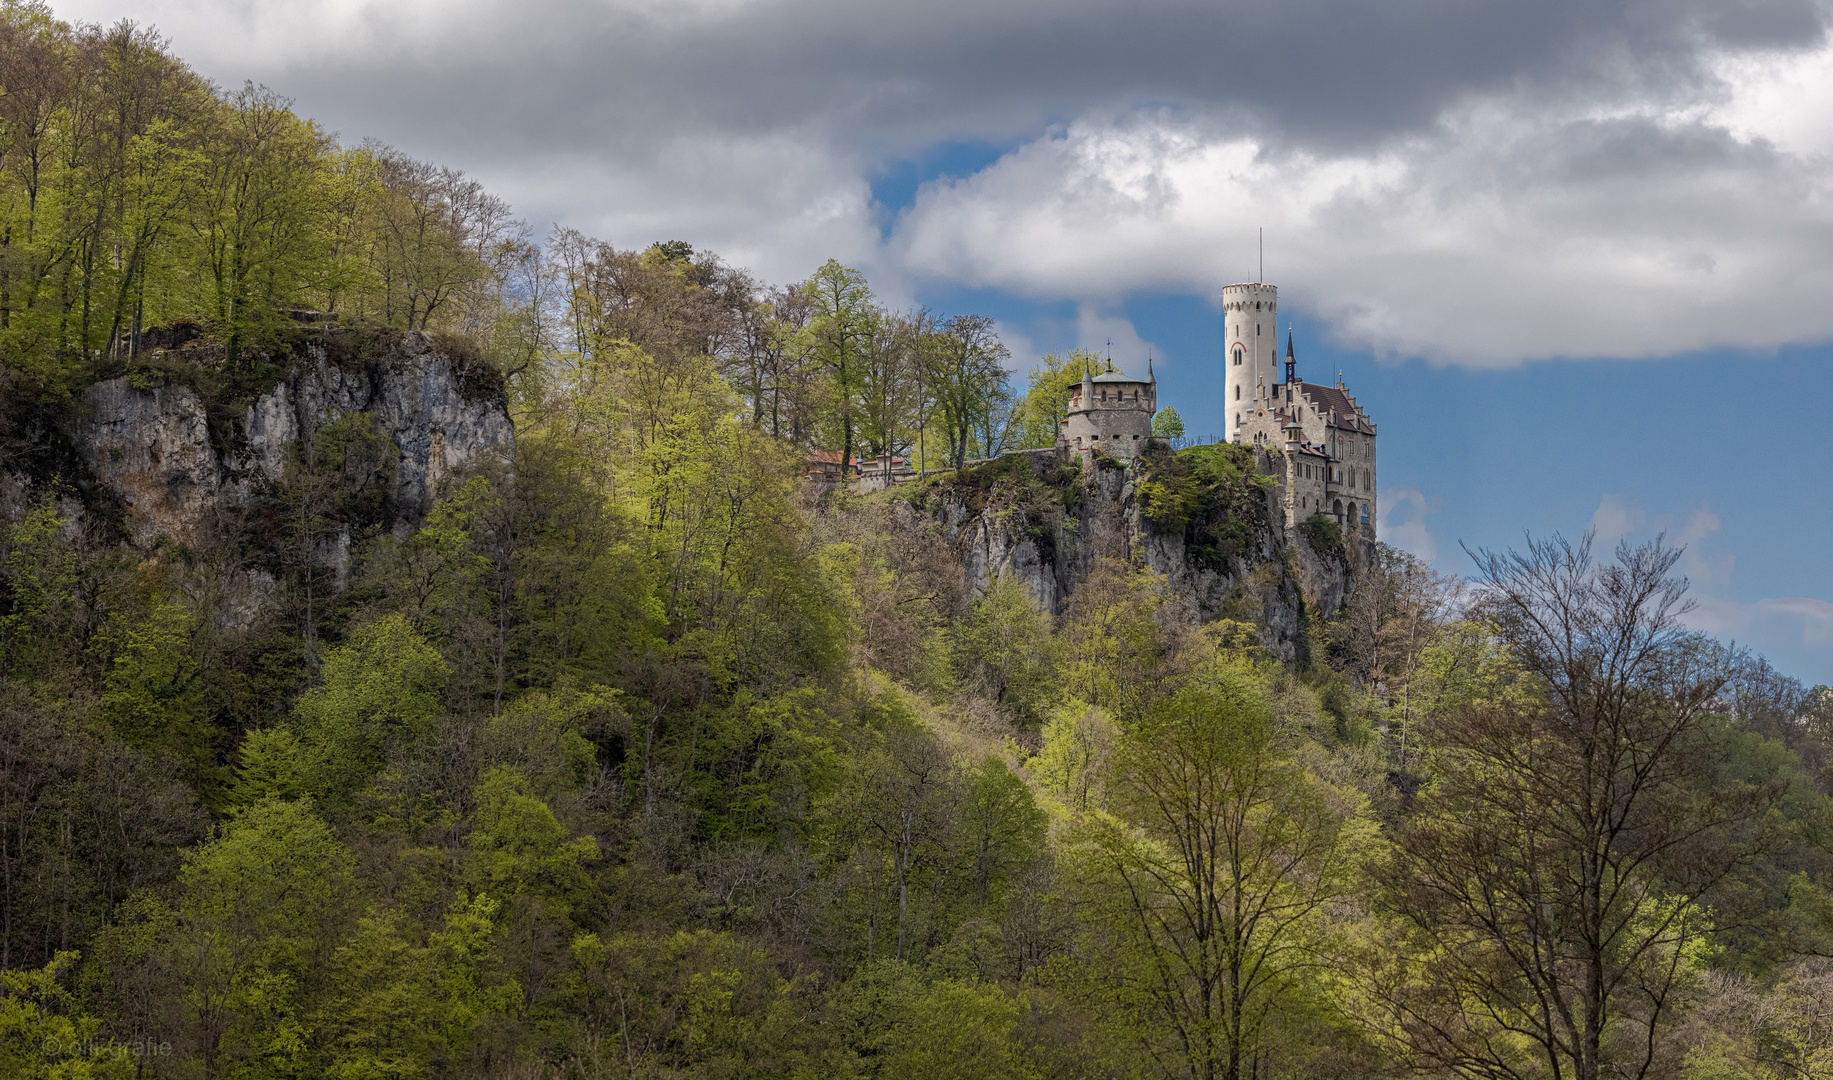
[121,0,1826,160]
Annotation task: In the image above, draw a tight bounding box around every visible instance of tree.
[1372,534,1780,1080]
[1086,661,1367,1080]
[857,308,926,462]
[1152,407,1185,440]
[1009,349,1098,450]
[802,259,878,473]
[1329,542,1463,766]
[0,952,131,1079]
[170,798,353,1080]
[190,84,334,366]
[953,574,1058,727]
[292,614,448,804]
[366,144,518,331]
[925,314,1013,469]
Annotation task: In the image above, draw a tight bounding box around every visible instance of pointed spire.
[1147,356,1156,383]
[1285,328,1294,361]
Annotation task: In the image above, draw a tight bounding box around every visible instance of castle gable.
[1297,382,1374,433]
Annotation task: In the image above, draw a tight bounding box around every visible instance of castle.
[1220,281,1377,534]
[1055,279,1377,536]
[1057,358,1158,456]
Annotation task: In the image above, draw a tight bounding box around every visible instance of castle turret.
[1062,360,1156,461]
[1222,281,1279,442]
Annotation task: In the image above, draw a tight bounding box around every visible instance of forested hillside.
[1,6,1832,1079]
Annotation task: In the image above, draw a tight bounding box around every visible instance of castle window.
[1234,385,1240,400]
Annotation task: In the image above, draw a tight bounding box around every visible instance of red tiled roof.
[804,449,859,467]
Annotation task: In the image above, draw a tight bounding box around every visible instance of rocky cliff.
[1,329,513,556]
[899,445,1358,663]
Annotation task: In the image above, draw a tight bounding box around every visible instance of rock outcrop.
[10,330,512,551]
[902,446,1359,663]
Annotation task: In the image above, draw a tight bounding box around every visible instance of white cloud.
[1072,306,1159,372]
[1589,493,1648,545]
[992,320,1039,375]
[892,81,1833,365]
[1685,595,1833,656]
[1380,486,1441,564]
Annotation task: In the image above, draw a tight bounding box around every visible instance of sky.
[48,0,1833,683]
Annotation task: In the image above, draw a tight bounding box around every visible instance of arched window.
[1233,345,1243,366]
[1235,412,1241,427]
[1234,385,1240,400]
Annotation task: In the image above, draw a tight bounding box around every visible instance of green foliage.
[1297,512,1344,559]
[839,961,1042,1079]
[0,498,79,678]
[957,756,1048,908]
[1027,701,1117,816]
[466,766,598,915]
[293,614,449,803]
[97,599,208,762]
[566,928,841,1076]
[231,728,307,805]
[954,576,1059,728]
[0,953,133,1079]
[1151,406,1185,439]
[173,798,354,1075]
[1135,443,1273,571]
[1083,660,1370,1080]
[1009,348,1100,450]
[1057,559,1168,721]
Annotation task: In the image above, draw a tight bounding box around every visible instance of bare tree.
[1372,532,1781,1080]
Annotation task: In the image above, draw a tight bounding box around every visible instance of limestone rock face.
[69,332,512,549]
[915,451,1355,664]
[75,380,223,547]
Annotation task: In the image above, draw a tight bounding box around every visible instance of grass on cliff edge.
[1135,442,1275,534]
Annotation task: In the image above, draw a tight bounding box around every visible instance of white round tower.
[1221,282,1279,442]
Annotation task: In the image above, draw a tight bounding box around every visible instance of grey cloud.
[70,0,1828,160]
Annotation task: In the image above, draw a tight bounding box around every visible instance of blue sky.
[51,0,1833,683]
